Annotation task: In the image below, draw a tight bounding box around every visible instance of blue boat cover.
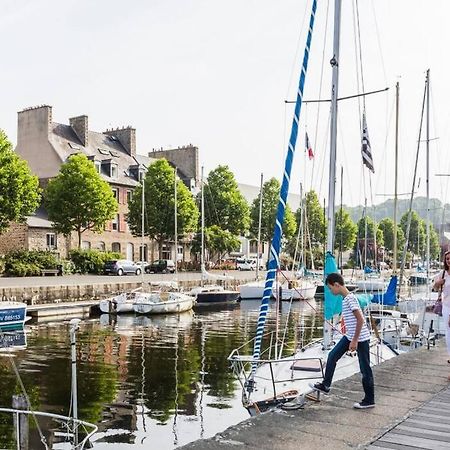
[324,252,342,320]
[371,275,397,306]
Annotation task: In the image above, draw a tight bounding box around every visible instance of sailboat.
[189,167,239,305]
[228,0,397,414]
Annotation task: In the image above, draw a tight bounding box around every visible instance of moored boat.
[133,292,195,314]
[0,301,27,330]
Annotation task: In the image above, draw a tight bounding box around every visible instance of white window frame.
[46,233,57,250]
[111,164,118,179]
[112,214,119,231]
[94,161,101,174]
[112,188,119,201]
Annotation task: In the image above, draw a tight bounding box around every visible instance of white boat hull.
[133,293,195,315]
[99,293,135,314]
[356,278,387,292]
[0,302,27,330]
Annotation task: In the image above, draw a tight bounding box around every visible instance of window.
[126,190,133,203]
[46,233,56,250]
[112,188,119,201]
[138,169,145,182]
[94,161,101,173]
[112,214,119,231]
[97,242,106,251]
[111,164,118,179]
[249,240,258,254]
[81,241,91,250]
[110,150,120,157]
[139,244,148,262]
[112,242,121,253]
[68,142,80,150]
[161,244,171,260]
[98,148,110,155]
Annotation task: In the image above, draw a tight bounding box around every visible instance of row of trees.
[0,128,442,265]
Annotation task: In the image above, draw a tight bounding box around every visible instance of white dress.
[434,270,450,355]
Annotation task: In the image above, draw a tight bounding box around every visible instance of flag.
[305,131,314,160]
[361,112,374,172]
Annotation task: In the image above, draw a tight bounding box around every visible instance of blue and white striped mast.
[250,0,318,375]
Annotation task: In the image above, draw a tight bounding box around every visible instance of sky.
[2,0,450,208]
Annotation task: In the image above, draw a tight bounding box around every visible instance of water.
[0,299,323,449]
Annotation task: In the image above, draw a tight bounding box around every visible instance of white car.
[236,258,256,271]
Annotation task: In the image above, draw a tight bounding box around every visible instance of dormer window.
[138,170,145,182]
[111,164,118,179]
[94,161,101,173]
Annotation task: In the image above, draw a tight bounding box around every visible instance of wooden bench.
[41,269,60,276]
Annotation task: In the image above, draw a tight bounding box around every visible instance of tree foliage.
[334,208,357,252]
[399,210,426,255]
[378,218,405,255]
[0,130,40,234]
[127,159,199,253]
[250,178,297,250]
[45,154,117,247]
[204,225,241,262]
[203,165,250,235]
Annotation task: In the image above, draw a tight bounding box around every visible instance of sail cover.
[324,251,342,319]
[250,0,318,371]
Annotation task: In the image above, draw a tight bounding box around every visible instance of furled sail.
[251,0,318,372]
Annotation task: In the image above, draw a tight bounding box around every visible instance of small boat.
[0,301,27,330]
[99,292,135,314]
[0,326,27,352]
[355,276,387,292]
[190,285,239,304]
[239,279,316,300]
[133,292,195,314]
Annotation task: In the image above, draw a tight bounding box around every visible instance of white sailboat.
[228,0,397,414]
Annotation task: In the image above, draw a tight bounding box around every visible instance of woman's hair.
[444,251,450,271]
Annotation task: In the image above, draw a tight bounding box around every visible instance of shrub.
[69,249,121,274]
[4,250,60,276]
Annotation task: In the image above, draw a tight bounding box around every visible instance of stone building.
[2,105,197,262]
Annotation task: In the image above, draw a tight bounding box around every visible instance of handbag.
[433,270,445,316]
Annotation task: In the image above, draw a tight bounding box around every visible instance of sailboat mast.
[174,166,178,278]
[426,69,430,289]
[141,171,145,283]
[256,173,263,280]
[201,166,205,287]
[326,0,342,254]
[393,82,399,273]
[323,0,342,349]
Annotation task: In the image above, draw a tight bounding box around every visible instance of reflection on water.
[0,299,323,449]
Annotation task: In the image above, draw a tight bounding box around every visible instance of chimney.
[104,126,136,157]
[69,115,89,147]
[17,105,53,146]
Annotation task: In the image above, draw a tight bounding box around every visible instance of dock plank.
[379,432,450,450]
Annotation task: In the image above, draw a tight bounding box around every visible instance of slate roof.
[49,123,156,187]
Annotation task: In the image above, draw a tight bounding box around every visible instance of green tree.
[400,210,426,255]
[334,208,357,252]
[0,130,40,233]
[127,159,199,255]
[204,166,250,235]
[44,154,117,247]
[250,178,296,257]
[205,225,241,262]
[378,218,405,255]
[355,216,383,264]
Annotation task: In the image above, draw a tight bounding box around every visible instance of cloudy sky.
[2,0,450,208]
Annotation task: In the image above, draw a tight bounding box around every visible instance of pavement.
[180,340,450,450]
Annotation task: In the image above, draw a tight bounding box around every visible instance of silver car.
[103,259,142,276]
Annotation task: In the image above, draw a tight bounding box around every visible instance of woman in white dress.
[433,250,450,378]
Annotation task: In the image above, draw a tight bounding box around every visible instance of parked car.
[104,259,142,276]
[236,258,256,271]
[145,259,176,274]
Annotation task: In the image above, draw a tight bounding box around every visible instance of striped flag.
[361,112,374,172]
[305,131,314,160]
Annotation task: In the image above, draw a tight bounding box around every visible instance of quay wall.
[0,278,251,305]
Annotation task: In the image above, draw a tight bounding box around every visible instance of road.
[0,270,265,288]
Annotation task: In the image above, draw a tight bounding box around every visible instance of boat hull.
[239,281,316,300]
[134,294,195,314]
[0,302,27,330]
[99,295,135,314]
[195,291,239,304]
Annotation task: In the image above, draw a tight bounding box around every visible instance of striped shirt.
[342,293,370,342]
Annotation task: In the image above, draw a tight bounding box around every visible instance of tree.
[204,166,250,236]
[378,218,405,255]
[127,159,199,255]
[204,225,241,262]
[44,154,118,247]
[250,178,296,256]
[334,208,357,252]
[400,210,426,255]
[0,130,40,234]
[355,216,383,264]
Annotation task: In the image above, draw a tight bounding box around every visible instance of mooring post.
[12,394,28,449]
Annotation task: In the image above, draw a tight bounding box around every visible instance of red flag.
[305,131,314,160]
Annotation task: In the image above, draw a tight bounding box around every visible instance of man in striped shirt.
[310,272,375,409]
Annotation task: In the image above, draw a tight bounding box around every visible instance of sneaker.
[353,400,375,409]
[309,382,330,394]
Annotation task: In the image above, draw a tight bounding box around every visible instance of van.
[145,259,176,274]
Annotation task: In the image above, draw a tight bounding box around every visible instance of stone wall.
[0,223,28,255]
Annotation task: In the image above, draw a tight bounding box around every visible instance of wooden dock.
[27,300,99,322]
[368,386,450,449]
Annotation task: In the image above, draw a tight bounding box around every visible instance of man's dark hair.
[325,272,345,286]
